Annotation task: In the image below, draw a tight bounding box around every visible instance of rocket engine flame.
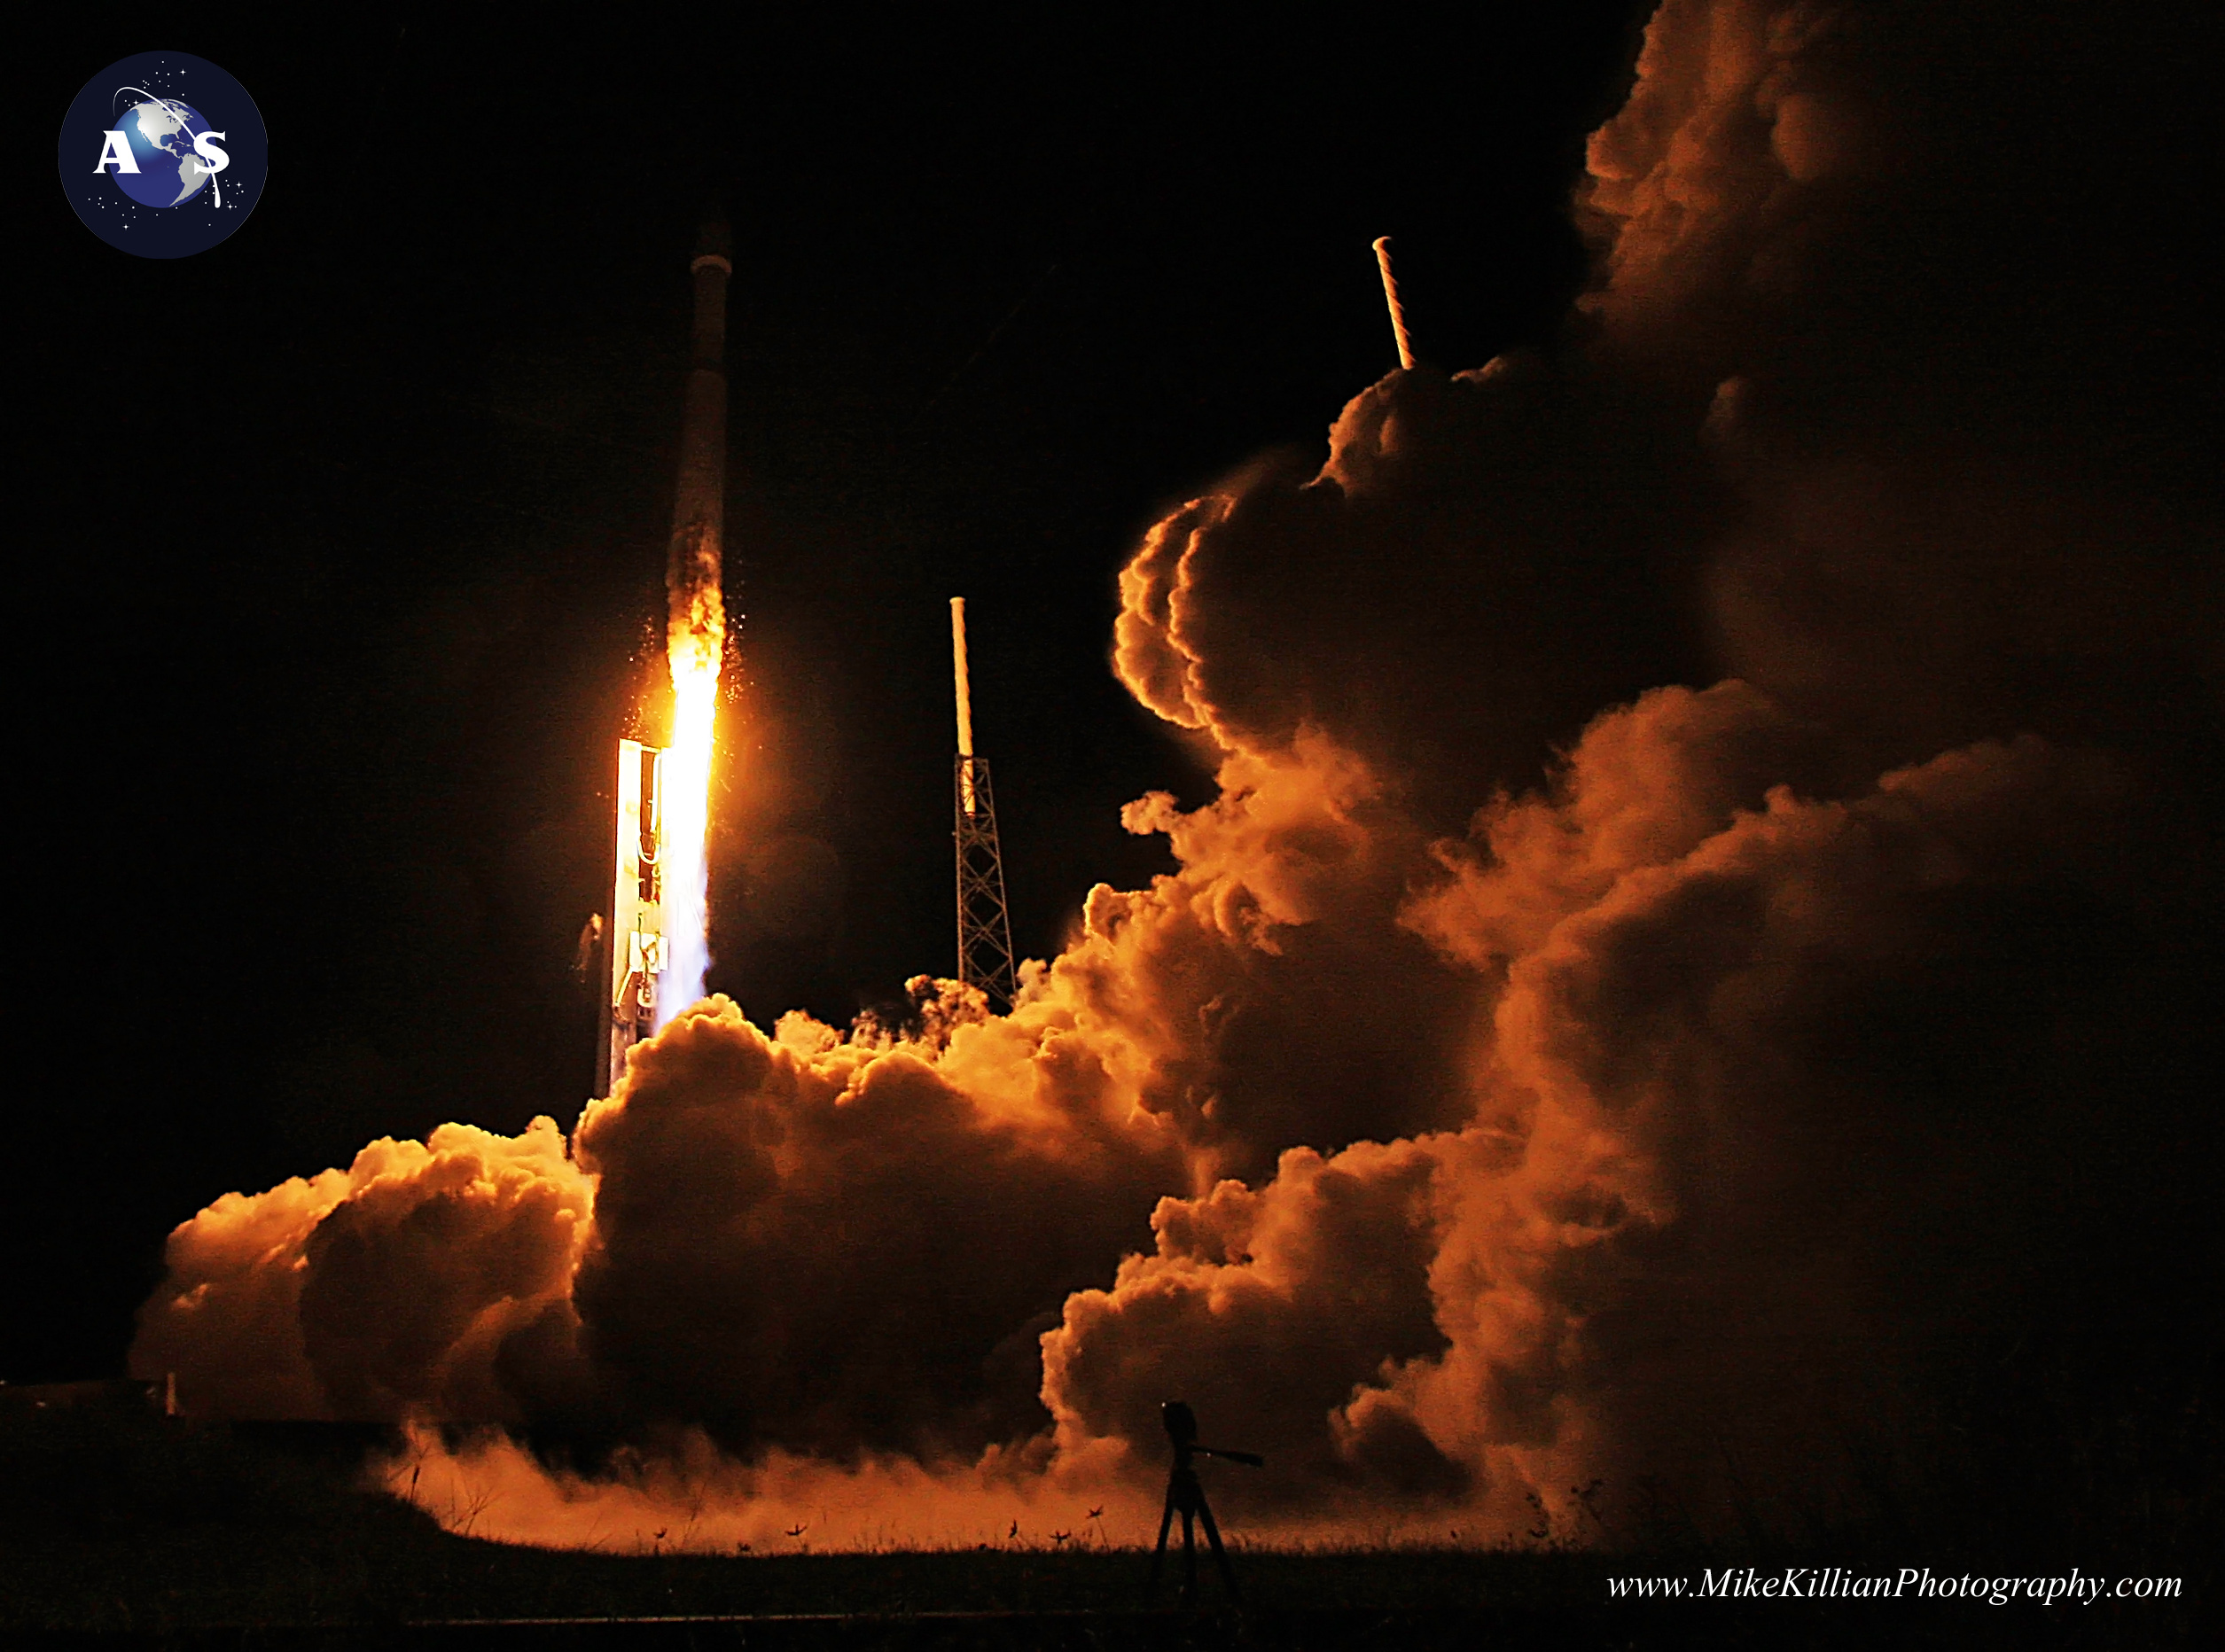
[659,582,722,1024]
[651,216,734,1028]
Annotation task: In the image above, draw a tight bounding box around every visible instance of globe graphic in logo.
[59,52,267,257]
[111,97,222,208]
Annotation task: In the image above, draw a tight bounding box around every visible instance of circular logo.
[58,51,267,258]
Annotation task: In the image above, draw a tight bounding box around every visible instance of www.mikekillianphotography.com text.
[1608,1568,2182,1606]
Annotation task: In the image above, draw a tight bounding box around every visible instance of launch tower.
[950,597,1017,1010]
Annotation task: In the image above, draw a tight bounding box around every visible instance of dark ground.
[1,1392,2207,1649]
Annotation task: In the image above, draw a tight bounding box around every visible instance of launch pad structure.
[951,597,1018,1011]
[585,230,1405,1090]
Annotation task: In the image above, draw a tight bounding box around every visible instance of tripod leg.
[1196,1488,1241,1604]
[1182,1505,1198,1601]
[1149,1482,1176,1590]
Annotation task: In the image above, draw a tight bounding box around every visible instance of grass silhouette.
[2,1378,2210,1648]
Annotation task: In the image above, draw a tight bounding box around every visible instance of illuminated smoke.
[130,0,2219,1550]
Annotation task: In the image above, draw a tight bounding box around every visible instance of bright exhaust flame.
[657,587,722,1025]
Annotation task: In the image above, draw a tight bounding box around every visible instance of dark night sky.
[15,6,1648,1380]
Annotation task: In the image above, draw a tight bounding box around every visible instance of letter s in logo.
[189,129,230,204]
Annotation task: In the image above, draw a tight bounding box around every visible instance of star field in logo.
[59,51,267,258]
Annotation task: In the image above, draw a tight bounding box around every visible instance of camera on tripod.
[1150,1399,1263,1604]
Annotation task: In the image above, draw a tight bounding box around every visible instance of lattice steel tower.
[950,597,1017,1009]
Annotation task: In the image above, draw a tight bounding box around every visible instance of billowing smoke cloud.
[136,1119,590,1426]
[1582,0,2222,766]
[134,0,2219,1547]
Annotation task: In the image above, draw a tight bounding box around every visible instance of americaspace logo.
[59,51,267,258]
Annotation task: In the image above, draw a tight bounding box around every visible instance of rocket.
[668,213,731,663]
[596,212,731,1097]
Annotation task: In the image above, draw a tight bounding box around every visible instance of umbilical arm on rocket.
[601,738,668,1092]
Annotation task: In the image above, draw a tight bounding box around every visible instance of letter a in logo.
[94,130,139,173]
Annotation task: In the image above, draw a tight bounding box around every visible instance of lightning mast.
[1372,236,1417,370]
[951,597,1017,1010]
